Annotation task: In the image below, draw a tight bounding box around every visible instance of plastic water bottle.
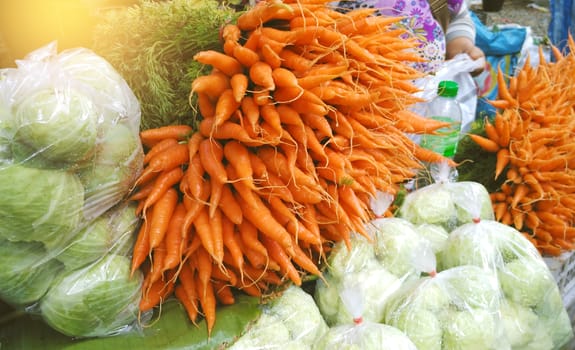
[420,80,463,159]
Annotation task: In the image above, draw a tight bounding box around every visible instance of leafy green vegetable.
[500,300,538,347]
[498,258,556,308]
[442,308,497,350]
[0,239,63,305]
[0,163,84,249]
[312,322,418,350]
[57,202,139,270]
[12,88,99,166]
[230,285,328,349]
[92,0,240,130]
[78,123,143,219]
[40,254,142,338]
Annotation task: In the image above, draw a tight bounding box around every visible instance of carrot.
[199,138,228,184]
[234,191,295,256]
[197,92,216,119]
[260,43,283,69]
[143,138,179,165]
[141,167,184,215]
[236,0,295,31]
[222,215,245,279]
[213,280,235,305]
[131,218,151,276]
[230,73,249,103]
[260,235,301,286]
[190,71,231,100]
[148,187,179,250]
[510,183,530,209]
[271,67,300,88]
[192,206,217,263]
[138,142,189,186]
[139,270,175,311]
[175,284,199,325]
[193,50,243,77]
[195,273,217,337]
[218,184,243,225]
[495,148,510,180]
[468,133,501,153]
[232,44,260,68]
[249,61,275,91]
[163,202,187,271]
[140,125,193,148]
[223,140,257,190]
[213,89,241,129]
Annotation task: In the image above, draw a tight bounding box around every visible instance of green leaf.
[0,295,261,350]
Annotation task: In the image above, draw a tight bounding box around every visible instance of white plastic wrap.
[0,42,144,338]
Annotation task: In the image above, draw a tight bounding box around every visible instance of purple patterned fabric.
[335,0,464,72]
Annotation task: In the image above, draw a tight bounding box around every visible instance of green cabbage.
[57,202,139,270]
[0,164,84,248]
[389,306,443,350]
[415,223,449,253]
[442,308,497,350]
[230,286,328,349]
[500,300,538,347]
[78,123,143,220]
[312,322,418,350]
[325,234,376,281]
[498,258,556,308]
[0,239,63,305]
[369,217,436,276]
[12,87,99,166]
[40,254,142,338]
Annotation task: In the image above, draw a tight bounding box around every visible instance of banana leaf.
[0,295,260,350]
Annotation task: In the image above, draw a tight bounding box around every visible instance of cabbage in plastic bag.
[0,163,84,249]
[40,254,143,338]
[398,163,494,231]
[383,265,508,350]
[0,239,63,305]
[438,220,574,348]
[229,285,329,349]
[57,202,139,271]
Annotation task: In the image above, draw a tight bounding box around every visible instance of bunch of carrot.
[468,35,575,256]
[129,0,454,335]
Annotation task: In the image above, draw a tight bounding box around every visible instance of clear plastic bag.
[439,219,575,349]
[0,42,144,338]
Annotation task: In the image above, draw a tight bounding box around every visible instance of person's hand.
[446,36,486,76]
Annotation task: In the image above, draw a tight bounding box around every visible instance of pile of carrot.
[128,0,454,335]
[468,35,575,256]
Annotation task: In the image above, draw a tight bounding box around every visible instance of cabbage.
[230,286,328,349]
[325,234,376,281]
[415,223,449,253]
[12,87,99,166]
[398,185,456,227]
[265,285,329,345]
[0,164,84,248]
[500,300,538,347]
[312,322,418,350]
[398,181,494,230]
[498,258,556,307]
[368,217,437,276]
[57,202,139,270]
[78,123,143,220]
[444,265,502,310]
[40,254,142,337]
[442,308,497,350]
[390,307,443,350]
[0,239,63,305]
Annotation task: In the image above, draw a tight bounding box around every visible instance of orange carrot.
[249,61,275,91]
[230,73,249,103]
[261,235,301,286]
[468,134,501,153]
[148,187,179,249]
[141,167,184,215]
[140,125,193,148]
[163,202,187,271]
[199,138,228,184]
[193,50,244,77]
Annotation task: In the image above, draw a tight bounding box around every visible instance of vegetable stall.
[0,0,574,349]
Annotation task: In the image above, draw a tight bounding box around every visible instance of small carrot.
[193,50,243,77]
[199,138,228,184]
[148,187,179,249]
[230,73,249,103]
[140,125,193,148]
[495,148,510,180]
[213,89,241,129]
[218,184,244,225]
[143,138,179,165]
[249,61,275,91]
[163,202,187,271]
[131,218,151,276]
[468,133,501,153]
[141,167,184,215]
[139,270,175,311]
[232,44,261,68]
[190,71,231,100]
[192,206,217,263]
[261,235,302,286]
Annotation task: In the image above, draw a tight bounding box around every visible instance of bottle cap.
[437,80,458,97]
